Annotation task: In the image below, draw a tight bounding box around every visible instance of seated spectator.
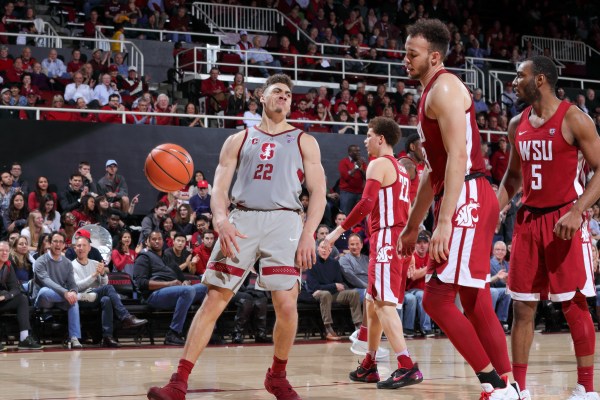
[490,241,511,331]
[191,229,214,275]
[79,62,95,86]
[41,48,70,80]
[174,204,195,237]
[111,230,139,273]
[73,97,98,123]
[0,241,42,351]
[167,6,191,43]
[72,194,99,227]
[473,88,489,114]
[19,74,37,97]
[32,232,84,349]
[121,66,147,97]
[246,35,283,78]
[187,171,212,198]
[307,239,362,340]
[231,272,271,344]
[39,194,60,232]
[64,71,93,105]
[105,0,126,23]
[225,84,246,129]
[163,232,197,274]
[130,97,155,125]
[242,99,261,128]
[289,98,315,131]
[310,102,333,133]
[66,49,84,76]
[189,180,211,219]
[59,173,88,213]
[72,235,147,347]
[490,136,510,184]
[200,67,228,114]
[153,93,178,126]
[445,42,466,69]
[0,88,18,120]
[83,10,102,38]
[8,83,25,106]
[28,176,56,212]
[98,159,130,213]
[277,35,299,70]
[139,201,168,245]
[3,192,28,236]
[235,30,253,62]
[21,210,51,254]
[334,89,358,115]
[315,224,339,259]
[338,233,368,299]
[92,73,118,107]
[98,93,129,124]
[9,235,33,289]
[5,57,25,84]
[0,45,13,71]
[332,109,355,135]
[405,232,434,337]
[343,35,365,73]
[133,231,208,345]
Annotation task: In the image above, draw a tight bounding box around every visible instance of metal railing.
[5,18,62,48]
[190,2,227,36]
[93,24,225,44]
[192,2,274,35]
[521,35,587,64]
[176,45,478,90]
[0,103,508,141]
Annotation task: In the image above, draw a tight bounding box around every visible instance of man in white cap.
[98,160,130,212]
[123,65,147,96]
[235,30,253,61]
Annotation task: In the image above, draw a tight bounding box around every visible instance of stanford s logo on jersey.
[454,199,480,228]
[259,143,276,160]
[376,245,394,263]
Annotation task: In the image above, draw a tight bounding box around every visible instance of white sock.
[395,349,410,358]
[19,331,28,341]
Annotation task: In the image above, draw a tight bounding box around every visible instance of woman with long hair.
[21,210,51,254]
[39,194,61,231]
[32,233,52,261]
[28,176,57,211]
[72,194,99,227]
[187,170,212,197]
[111,230,139,272]
[9,235,33,289]
[3,192,29,235]
[174,204,196,237]
[96,195,124,226]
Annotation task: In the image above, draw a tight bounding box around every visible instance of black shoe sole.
[377,376,423,389]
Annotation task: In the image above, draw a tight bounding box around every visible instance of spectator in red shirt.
[20,46,35,72]
[42,94,72,122]
[167,6,191,43]
[5,57,25,84]
[84,10,102,38]
[111,230,139,273]
[67,49,84,77]
[334,88,358,115]
[277,35,299,70]
[192,230,215,275]
[405,231,434,336]
[200,67,228,113]
[490,136,510,184]
[316,85,331,109]
[98,93,131,124]
[338,144,366,214]
[289,98,315,131]
[0,45,13,71]
[154,93,179,126]
[344,9,364,36]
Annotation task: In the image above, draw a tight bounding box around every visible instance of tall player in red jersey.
[498,56,600,400]
[399,19,520,399]
[326,117,423,390]
[398,133,426,204]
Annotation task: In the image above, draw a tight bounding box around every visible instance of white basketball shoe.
[566,384,600,400]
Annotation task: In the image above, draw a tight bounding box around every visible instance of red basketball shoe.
[147,373,187,400]
[264,368,301,400]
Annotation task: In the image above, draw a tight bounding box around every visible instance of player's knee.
[512,300,537,323]
[563,294,595,357]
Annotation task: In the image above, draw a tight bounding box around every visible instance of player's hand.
[215,218,247,258]
[406,255,416,279]
[554,209,582,240]
[400,225,419,257]
[430,221,451,263]
[295,231,316,271]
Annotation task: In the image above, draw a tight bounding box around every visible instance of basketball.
[144,143,194,192]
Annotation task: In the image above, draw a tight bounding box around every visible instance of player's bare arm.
[401,168,433,256]
[554,106,600,240]
[497,114,524,210]
[426,74,469,262]
[297,133,326,270]
[399,157,417,180]
[211,130,248,257]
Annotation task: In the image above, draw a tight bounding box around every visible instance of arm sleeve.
[341,178,381,230]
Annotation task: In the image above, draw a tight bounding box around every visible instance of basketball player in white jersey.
[148,74,326,400]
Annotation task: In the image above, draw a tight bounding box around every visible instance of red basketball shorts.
[427,177,499,288]
[508,203,595,302]
[367,227,409,306]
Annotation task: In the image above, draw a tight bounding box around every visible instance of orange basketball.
[144,143,194,192]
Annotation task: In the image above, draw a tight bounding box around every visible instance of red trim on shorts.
[207,262,245,277]
[261,266,300,276]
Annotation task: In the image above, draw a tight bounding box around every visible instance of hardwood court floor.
[1,332,598,399]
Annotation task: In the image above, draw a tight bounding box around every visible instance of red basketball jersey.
[417,69,486,196]
[397,155,421,203]
[369,155,411,232]
[515,101,584,208]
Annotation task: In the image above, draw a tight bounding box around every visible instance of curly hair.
[262,73,293,93]
[406,18,451,57]
[368,117,402,147]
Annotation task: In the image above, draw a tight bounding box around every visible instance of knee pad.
[562,294,595,357]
